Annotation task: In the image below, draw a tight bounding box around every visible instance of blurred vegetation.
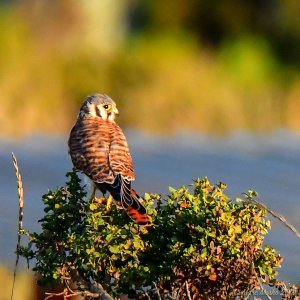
[0,266,33,300]
[1,0,300,135]
[18,171,284,299]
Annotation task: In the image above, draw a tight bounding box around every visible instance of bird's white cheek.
[108,112,116,121]
[86,102,97,117]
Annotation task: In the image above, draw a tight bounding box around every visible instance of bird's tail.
[121,180,151,225]
[126,189,151,225]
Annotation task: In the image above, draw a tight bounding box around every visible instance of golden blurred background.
[1,0,300,136]
[2,1,300,299]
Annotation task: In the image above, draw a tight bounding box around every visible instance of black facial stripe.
[96,106,102,118]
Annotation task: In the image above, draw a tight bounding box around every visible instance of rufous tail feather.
[126,189,151,225]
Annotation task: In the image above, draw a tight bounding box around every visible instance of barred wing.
[68,116,134,184]
[108,122,135,181]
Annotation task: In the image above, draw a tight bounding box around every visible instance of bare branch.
[45,290,66,300]
[45,288,100,299]
[64,279,77,295]
[254,270,272,300]
[185,281,192,300]
[154,282,162,300]
[88,279,114,300]
[70,271,113,300]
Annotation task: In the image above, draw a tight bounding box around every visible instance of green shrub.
[19,171,282,299]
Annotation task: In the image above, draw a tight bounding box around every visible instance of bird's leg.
[106,195,113,211]
[88,186,97,203]
[88,186,106,204]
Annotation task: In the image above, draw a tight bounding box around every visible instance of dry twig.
[89,279,114,300]
[254,270,272,300]
[45,290,66,300]
[185,281,192,300]
[45,289,100,300]
[246,198,300,239]
[144,291,151,300]
[70,271,114,300]
[10,153,24,300]
[154,282,162,300]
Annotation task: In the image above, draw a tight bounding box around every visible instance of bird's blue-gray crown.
[79,93,119,121]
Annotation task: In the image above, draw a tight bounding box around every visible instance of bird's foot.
[94,197,107,204]
[116,202,122,209]
[92,195,113,211]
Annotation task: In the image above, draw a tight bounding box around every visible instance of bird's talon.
[94,197,107,204]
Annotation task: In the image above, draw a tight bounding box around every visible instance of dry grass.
[11,153,24,300]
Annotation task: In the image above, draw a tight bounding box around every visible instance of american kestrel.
[68,94,150,225]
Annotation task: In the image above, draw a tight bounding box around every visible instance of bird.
[68,94,150,225]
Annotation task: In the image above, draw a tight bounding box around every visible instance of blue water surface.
[1,129,300,283]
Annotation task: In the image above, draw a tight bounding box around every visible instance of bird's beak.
[113,107,119,116]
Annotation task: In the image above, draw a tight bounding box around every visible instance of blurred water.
[1,129,300,284]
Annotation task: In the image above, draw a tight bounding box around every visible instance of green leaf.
[105,234,113,242]
[89,203,97,211]
[144,193,151,201]
[109,245,120,254]
[169,186,176,193]
[18,172,281,298]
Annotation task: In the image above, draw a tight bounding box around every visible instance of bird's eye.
[103,104,111,110]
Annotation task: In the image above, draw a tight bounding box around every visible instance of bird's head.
[79,94,119,121]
